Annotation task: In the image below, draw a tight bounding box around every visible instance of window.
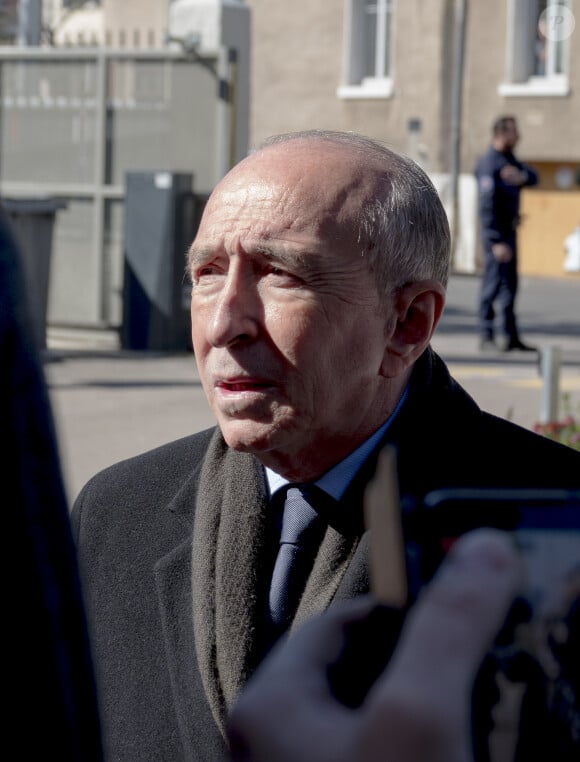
[534,0,569,77]
[499,0,571,96]
[61,1,102,7]
[338,0,394,99]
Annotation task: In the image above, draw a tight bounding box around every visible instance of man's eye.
[197,263,223,277]
[191,264,224,285]
[264,267,306,290]
[265,264,300,282]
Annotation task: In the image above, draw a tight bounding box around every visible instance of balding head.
[193,131,450,301]
[256,131,451,292]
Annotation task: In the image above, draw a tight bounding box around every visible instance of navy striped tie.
[268,485,326,628]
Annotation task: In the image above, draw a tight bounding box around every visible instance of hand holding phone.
[406,487,580,761]
[364,452,580,762]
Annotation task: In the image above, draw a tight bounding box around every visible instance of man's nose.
[205,267,261,348]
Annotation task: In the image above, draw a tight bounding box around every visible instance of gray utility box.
[2,198,67,350]
[121,171,195,351]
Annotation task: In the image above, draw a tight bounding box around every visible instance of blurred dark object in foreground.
[0,207,102,760]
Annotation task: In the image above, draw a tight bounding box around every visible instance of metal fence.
[0,45,233,330]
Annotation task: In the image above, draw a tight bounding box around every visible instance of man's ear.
[380,280,446,378]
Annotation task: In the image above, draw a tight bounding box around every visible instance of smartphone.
[404,488,580,604]
[403,487,580,761]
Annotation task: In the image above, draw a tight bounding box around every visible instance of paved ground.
[43,273,580,505]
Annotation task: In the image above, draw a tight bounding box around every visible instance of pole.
[216,46,231,180]
[228,48,238,170]
[449,0,468,269]
[540,345,561,424]
[17,0,42,46]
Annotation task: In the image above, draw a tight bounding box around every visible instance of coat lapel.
[292,525,362,631]
[292,464,373,630]
[151,449,221,751]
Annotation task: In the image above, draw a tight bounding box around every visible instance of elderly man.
[72,131,580,761]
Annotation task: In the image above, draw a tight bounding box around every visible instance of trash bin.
[121,171,194,351]
[2,197,67,350]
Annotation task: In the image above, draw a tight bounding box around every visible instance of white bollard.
[540,345,561,424]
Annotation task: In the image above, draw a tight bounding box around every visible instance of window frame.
[337,0,394,100]
[499,0,571,98]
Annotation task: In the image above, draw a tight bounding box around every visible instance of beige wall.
[246,0,452,171]
[247,0,580,173]
[244,1,346,145]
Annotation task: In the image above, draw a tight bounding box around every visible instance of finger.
[228,597,376,762]
[389,529,519,688]
[359,530,520,761]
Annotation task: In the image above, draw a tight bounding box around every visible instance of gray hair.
[258,130,451,293]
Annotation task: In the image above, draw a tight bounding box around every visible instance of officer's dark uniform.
[475,146,538,345]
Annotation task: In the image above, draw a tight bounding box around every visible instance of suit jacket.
[71,348,580,762]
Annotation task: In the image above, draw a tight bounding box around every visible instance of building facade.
[30,0,580,277]
[245,0,579,276]
[2,0,577,341]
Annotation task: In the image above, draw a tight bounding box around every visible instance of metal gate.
[0,45,235,331]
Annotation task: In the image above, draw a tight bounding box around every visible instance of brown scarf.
[191,430,361,737]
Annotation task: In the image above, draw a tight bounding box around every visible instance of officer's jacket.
[475,146,538,245]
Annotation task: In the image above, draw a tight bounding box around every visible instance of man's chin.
[219,421,279,456]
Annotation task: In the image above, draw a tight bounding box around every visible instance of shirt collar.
[265,385,408,500]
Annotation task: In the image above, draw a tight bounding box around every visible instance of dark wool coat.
[71,348,580,761]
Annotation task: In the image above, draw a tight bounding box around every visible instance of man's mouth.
[216,378,275,393]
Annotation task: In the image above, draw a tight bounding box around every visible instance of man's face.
[502,120,520,150]
[189,142,396,478]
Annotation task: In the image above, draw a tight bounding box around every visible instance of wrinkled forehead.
[199,140,385,238]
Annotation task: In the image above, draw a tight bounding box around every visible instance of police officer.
[475,116,538,352]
